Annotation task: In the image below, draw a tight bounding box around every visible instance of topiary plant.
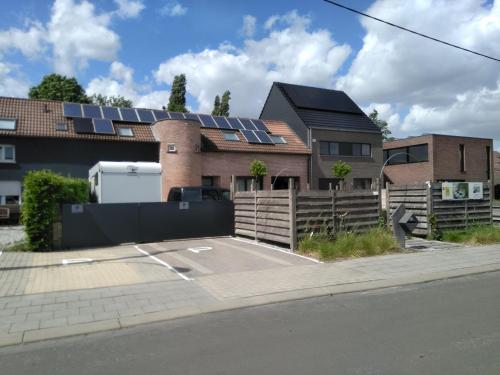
[332,160,352,180]
[249,160,267,191]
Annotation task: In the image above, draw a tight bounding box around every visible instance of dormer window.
[223,131,240,141]
[0,118,16,130]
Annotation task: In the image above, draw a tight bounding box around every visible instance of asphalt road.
[2,271,500,375]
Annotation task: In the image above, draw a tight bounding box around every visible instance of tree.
[369,109,394,141]
[249,159,267,191]
[29,74,90,103]
[219,90,231,116]
[167,74,187,113]
[332,160,352,180]
[90,94,133,108]
[212,95,221,115]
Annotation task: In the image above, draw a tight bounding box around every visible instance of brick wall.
[201,152,309,191]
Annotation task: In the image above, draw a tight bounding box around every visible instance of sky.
[1,0,500,147]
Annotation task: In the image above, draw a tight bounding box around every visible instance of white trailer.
[89,161,162,203]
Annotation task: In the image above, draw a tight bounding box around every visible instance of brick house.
[260,82,383,190]
[383,134,493,185]
[0,97,310,204]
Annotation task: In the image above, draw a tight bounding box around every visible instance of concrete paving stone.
[40,318,68,329]
[27,311,54,321]
[67,314,94,325]
[15,305,42,315]
[78,292,103,301]
[42,302,67,312]
[90,297,115,307]
[103,302,128,312]
[6,299,31,309]
[0,308,16,317]
[126,299,152,308]
[0,332,22,348]
[0,295,22,303]
[141,304,166,313]
[4,314,27,324]
[93,311,119,321]
[55,294,80,303]
[9,320,40,333]
[66,300,91,309]
[117,307,144,317]
[54,308,80,319]
[28,297,56,306]
[79,306,104,315]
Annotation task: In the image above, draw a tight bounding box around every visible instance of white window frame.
[0,144,15,163]
[118,127,134,137]
[0,118,16,131]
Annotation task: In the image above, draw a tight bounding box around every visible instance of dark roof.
[274,82,381,133]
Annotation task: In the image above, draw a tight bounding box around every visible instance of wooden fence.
[387,182,492,236]
[234,189,380,250]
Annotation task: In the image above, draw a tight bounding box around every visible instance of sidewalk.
[1,240,500,348]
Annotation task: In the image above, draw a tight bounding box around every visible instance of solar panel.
[82,104,102,119]
[238,118,257,130]
[101,106,121,121]
[136,109,155,123]
[120,108,139,122]
[213,116,232,129]
[226,117,244,130]
[240,129,260,143]
[63,103,82,118]
[73,118,94,134]
[198,114,218,128]
[153,110,169,120]
[93,118,115,134]
[169,112,185,120]
[185,113,200,121]
[251,119,269,132]
[254,130,273,144]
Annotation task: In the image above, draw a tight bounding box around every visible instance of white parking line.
[230,237,323,264]
[135,245,193,281]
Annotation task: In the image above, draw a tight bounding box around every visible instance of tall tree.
[90,94,133,108]
[369,109,394,141]
[29,74,89,103]
[212,95,221,115]
[219,90,231,116]
[167,74,187,113]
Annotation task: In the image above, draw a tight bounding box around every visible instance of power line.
[322,0,500,63]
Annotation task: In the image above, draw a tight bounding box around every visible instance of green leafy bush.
[332,160,352,180]
[442,225,500,245]
[21,170,89,251]
[299,227,400,261]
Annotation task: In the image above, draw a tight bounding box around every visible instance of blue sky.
[2,1,500,146]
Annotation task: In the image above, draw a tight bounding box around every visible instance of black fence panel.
[60,201,234,249]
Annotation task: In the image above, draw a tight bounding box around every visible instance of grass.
[442,225,500,245]
[298,227,401,261]
[2,240,31,252]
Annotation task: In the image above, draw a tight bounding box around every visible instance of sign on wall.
[442,182,484,200]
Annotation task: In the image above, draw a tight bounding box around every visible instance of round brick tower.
[152,119,202,201]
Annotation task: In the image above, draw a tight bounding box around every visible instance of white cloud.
[0,21,46,59]
[0,62,30,97]
[240,15,256,38]
[154,11,351,116]
[113,0,145,19]
[160,2,187,17]
[86,61,169,109]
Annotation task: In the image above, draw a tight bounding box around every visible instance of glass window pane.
[4,146,14,160]
[319,142,329,155]
[352,143,361,156]
[387,147,407,164]
[408,144,428,162]
[0,119,15,130]
[339,143,352,156]
[362,144,371,156]
[329,142,339,155]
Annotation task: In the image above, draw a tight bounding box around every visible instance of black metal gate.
[60,201,234,249]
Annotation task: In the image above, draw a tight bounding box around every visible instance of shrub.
[332,160,352,180]
[298,227,400,261]
[22,170,89,251]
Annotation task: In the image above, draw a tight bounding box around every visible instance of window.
[0,118,16,130]
[384,144,428,165]
[118,127,134,137]
[223,131,240,141]
[319,141,371,157]
[55,123,68,131]
[0,145,15,162]
[167,143,176,153]
[487,146,491,180]
[202,176,215,186]
[236,176,263,191]
[318,178,341,190]
[459,144,465,172]
[353,178,372,190]
[269,135,287,144]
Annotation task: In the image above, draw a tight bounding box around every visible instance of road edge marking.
[230,237,323,264]
[134,245,193,281]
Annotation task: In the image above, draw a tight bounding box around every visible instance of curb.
[2,264,500,349]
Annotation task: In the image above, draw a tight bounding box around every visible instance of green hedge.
[21,170,89,251]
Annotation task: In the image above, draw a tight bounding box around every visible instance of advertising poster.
[442,182,483,200]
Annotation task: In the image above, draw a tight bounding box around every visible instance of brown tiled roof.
[200,120,310,154]
[0,96,309,154]
[0,97,156,143]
